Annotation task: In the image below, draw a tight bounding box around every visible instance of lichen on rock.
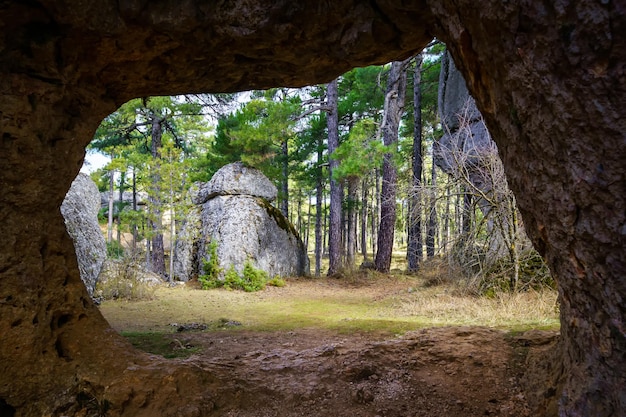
[60,173,107,296]
[174,163,309,282]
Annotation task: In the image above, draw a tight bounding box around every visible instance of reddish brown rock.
[427,2,626,415]
[0,1,624,416]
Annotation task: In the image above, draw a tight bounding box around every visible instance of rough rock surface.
[201,195,310,279]
[60,173,107,296]
[174,163,309,281]
[193,161,278,204]
[435,51,494,188]
[171,205,202,282]
[434,50,495,234]
[0,2,624,417]
[100,190,147,208]
[435,51,524,260]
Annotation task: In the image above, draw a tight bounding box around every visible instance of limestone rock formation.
[435,51,494,189]
[174,163,309,281]
[193,162,278,204]
[100,190,147,208]
[0,2,624,417]
[60,173,107,296]
[171,204,202,282]
[435,51,529,262]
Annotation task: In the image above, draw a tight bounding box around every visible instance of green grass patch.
[121,331,201,359]
[100,274,560,339]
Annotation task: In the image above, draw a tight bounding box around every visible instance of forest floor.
[99,269,560,417]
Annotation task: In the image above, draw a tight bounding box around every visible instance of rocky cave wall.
[0,1,624,416]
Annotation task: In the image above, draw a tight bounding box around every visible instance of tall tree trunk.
[281,138,289,218]
[145,220,151,270]
[132,167,138,250]
[327,78,342,275]
[149,114,166,276]
[168,169,176,282]
[455,183,463,240]
[315,161,323,277]
[340,182,346,265]
[407,54,424,272]
[507,196,519,291]
[295,192,300,233]
[462,185,473,235]
[107,170,114,244]
[322,188,328,257]
[168,210,175,281]
[361,177,368,260]
[305,193,311,251]
[443,180,451,252]
[116,171,126,244]
[375,59,409,273]
[346,176,358,268]
[372,168,380,256]
[426,153,438,258]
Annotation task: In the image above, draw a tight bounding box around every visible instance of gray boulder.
[437,50,482,134]
[61,173,107,296]
[434,51,532,262]
[193,161,277,204]
[435,51,494,175]
[434,50,498,209]
[171,204,202,281]
[173,163,309,281]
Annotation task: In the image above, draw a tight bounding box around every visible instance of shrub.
[239,260,268,292]
[106,240,125,259]
[479,249,554,295]
[196,241,274,292]
[95,251,157,301]
[267,276,286,287]
[199,256,271,292]
[198,241,222,290]
[223,265,241,290]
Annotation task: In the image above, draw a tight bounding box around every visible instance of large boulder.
[173,163,309,281]
[434,51,494,181]
[171,203,202,282]
[193,162,278,204]
[60,173,107,296]
[434,52,535,263]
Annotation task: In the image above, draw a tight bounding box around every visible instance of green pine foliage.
[239,260,268,292]
[106,240,125,259]
[205,88,301,187]
[198,241,222,290]
[267,276,286,287]
[87,43,550,293]
[198,242,271,292]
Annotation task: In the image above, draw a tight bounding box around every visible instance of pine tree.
[375,59,410,273]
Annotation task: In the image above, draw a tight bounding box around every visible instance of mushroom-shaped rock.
[174,163,309,281]
[193,161,278,204]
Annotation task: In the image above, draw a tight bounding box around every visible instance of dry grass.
[99,268,560,336]
[395,287,559,330]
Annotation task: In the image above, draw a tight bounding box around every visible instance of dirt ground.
[149,326,556,416]
[101,277,559,416]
